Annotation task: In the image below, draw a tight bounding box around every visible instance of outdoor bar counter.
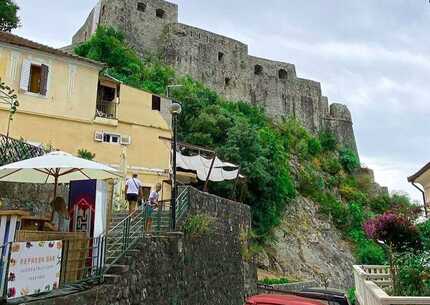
[0,209,89,284]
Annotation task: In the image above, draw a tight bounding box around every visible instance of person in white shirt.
[145,183,162,232]
[125,173,143,214]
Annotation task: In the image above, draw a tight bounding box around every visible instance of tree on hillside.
[0,0,20,32]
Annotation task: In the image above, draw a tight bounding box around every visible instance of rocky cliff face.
[258,195,356,290]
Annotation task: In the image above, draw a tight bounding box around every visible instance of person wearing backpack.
[125,173,143,214]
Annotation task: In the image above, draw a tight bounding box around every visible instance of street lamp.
[169,101,182,230]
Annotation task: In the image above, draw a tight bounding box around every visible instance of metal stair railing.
[104,205,146,270]
[104,187,191,273]
[175,186,191,227]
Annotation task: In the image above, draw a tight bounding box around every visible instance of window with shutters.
[20,60,49,96]
[152,95,161,111]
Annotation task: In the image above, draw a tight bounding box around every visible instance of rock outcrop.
[257,195,356,290]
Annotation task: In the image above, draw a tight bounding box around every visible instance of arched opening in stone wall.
[218,52,224,62]
[254,65,263,75]
[156,8,165,18]
[137,2,146,12]
[101,4,106,16]
[278,69,288,80]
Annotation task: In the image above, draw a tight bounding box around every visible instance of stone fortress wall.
[72,0,358,154]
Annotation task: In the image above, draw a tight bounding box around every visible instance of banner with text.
[7,241,62,299]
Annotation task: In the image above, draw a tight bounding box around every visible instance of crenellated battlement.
[71,0,358,154]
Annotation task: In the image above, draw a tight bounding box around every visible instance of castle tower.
[72,0,178,55]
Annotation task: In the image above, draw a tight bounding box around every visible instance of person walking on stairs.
[125,173,143,214]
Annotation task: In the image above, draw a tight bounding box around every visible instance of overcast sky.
[13,0,430,201]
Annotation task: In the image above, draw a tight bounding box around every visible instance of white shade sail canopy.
[176,152,240,182]
[0,151,120,184]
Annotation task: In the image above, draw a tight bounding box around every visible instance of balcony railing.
[353,265,430,305]
[96,100,117,120]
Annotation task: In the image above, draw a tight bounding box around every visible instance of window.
[156,8,165,18]
[218,52,224,62]
[278,68,288,80]
[137,2,146,12]
[254,65,263,75]
[96,83,117,119]
[103,133,120,144]
[152,95,161,111]
[95,132,131,145]
[101,5,106,16]
[20,60,49,96]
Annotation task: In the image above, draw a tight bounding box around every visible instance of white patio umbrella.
[0,151,121,197]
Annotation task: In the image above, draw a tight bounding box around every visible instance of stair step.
[103,274,121,285]
[107,264,129,275]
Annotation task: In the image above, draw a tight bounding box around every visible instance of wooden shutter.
[40,64,49,96]
[94,131,104,142]
[19,59,31,91]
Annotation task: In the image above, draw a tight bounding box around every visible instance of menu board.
[7,240,62,299]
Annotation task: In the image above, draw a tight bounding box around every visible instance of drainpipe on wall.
[411,182,428,218]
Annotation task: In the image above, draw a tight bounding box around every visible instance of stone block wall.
[162,23,250,103]
[0,182,68,217]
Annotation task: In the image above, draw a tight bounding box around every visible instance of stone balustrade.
[353,265,430,305]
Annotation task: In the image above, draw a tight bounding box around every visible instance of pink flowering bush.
[364,212,422,252]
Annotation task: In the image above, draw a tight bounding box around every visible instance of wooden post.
[53,170,59,199]
[230,166,241,200]
[203,156,216,192]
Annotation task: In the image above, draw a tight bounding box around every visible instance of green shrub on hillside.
[319,131,337,151]
[355,239,387,265]
[396,251,430,296]
[418,220,430,250]
[307,138,322,156]
[183,214,215,238]
[258,277,290,285]
[321,156,342,175]
[339,148,360,173]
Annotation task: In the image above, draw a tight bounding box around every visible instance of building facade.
[0,32,172,200]
[72,0,358,154]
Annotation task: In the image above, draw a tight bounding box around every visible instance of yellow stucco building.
[0,32,172,200]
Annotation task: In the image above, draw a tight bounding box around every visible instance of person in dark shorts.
[125,173,142,214]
